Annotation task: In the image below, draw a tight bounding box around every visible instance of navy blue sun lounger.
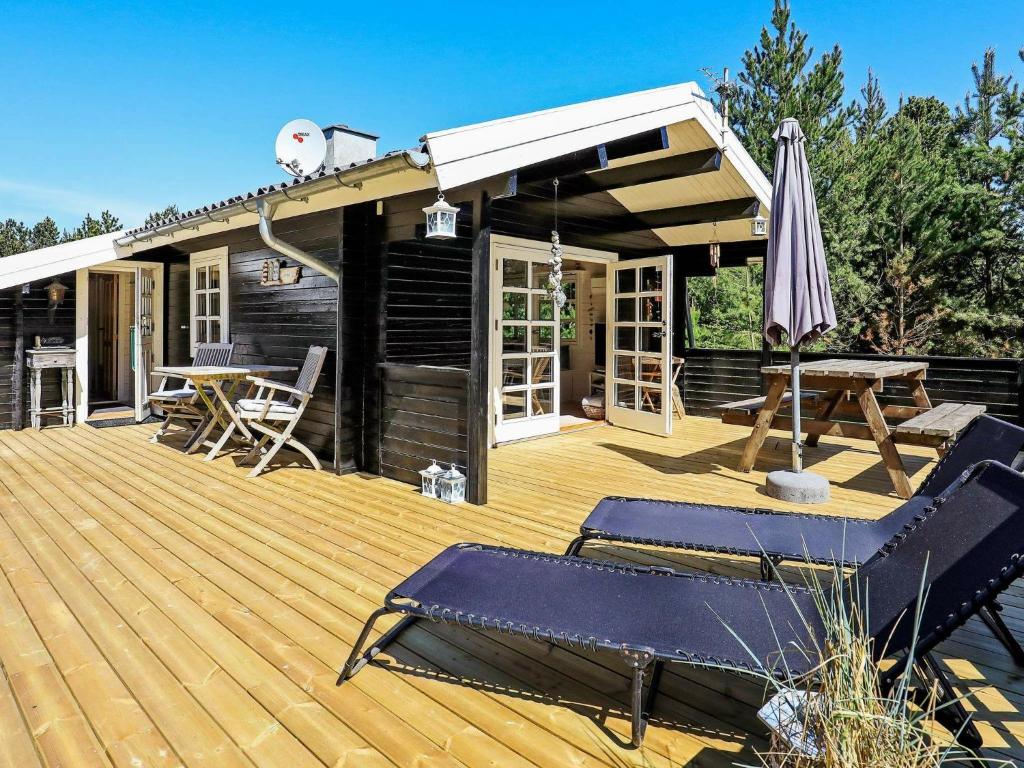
[340,461,1024,751]
[568,415,1024,663]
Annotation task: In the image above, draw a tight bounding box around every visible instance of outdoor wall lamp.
[423,193,459,239]
[751,213,768,237]
[46,278,68,323]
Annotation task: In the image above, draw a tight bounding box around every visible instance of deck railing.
[683,348,1024,424]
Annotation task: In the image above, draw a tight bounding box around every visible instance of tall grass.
[721,559,1014,768]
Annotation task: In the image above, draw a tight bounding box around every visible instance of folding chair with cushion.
[340,461,1024,751]
[148,342,234,444]
[213,345,328,477]
[564,414,1024,663]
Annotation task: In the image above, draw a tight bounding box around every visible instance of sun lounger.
[567,415,1024,663]
[340,461,1024,751]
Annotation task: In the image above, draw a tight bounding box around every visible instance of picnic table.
[717,358,985,499]
[152,364,297,460]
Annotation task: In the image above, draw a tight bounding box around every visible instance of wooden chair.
[531,356,552,415]
[148,342,234,443]
[221,346,328,478]
[635,356,685,418]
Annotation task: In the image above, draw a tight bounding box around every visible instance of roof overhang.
[423,82,771,249]
[0,231,128,291]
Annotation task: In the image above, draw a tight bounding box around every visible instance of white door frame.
[605,254,673,436]
[75,260,164,423]
[488,235,617,446]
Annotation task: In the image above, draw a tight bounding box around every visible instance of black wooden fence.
[684,348,1024,424]
[373,362,470,488]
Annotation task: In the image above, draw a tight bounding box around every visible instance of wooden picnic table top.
[760,358,928,380]
[153,364,298,380]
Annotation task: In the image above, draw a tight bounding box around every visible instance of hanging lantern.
[419,459,444,498]
[46,278,68,306]
[46,278,68,323]
[547,179,567,308]
[423,193,459,239]
[751,212,768,237]
[438,464,466,504]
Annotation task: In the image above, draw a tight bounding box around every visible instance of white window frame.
[189,247,230,356]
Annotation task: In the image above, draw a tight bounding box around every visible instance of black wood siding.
[165,262,191,365]
[382,196,475,367]
[684,348,1024,424]
[0,274,76,429]
[374,363,469,486]
[224,212,341,460]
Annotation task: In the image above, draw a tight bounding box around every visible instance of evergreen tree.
[62,210,122,242]
[144,204,180,227]
[0,219,30,257]
[945,48,1024,353]
[731,0,856,171]
[29,217,60,250]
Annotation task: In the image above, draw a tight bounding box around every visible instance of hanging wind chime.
[548,178,566,308]
[709,220,722,269]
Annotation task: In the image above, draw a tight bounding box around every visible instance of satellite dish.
[275,119,327,177]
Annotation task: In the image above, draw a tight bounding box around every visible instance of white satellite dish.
[275,119,327,177]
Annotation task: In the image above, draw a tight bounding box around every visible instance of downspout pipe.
[257,199,339,283]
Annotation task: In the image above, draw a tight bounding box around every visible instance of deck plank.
[0,417,1020,765]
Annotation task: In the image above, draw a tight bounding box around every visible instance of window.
[189,247,229,355]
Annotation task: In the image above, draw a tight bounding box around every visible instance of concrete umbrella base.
[765,469,831,505]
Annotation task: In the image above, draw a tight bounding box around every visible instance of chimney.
[322,125,378,169]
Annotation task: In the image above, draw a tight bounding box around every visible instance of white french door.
[133,267,156,421]
[605,255,673,436]
[492,241,560,443]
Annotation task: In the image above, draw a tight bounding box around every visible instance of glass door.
[134,267,156,421]
[605,255,673,436]
[492,242,560,443]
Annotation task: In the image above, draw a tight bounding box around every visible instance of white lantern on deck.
[419,459,444,497]
[438,465,466,504]
[423,193,459,239]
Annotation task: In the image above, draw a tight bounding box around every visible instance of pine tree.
[62,210,122,242]
[144,204,180,228]
[29,217,60,250]
[731,0,856,172]
[946,48,1024,353]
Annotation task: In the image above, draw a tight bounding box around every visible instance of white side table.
[26,348,76,429]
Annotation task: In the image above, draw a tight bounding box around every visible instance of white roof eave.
[423,81,772,216]
[0,232,128,291]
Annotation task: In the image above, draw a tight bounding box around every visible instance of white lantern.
[751,213,768,237]
[419,459,444,497]
[438,464,466,504]
[423,193,459,239]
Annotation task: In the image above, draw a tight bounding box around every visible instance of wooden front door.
[88,273,118,402]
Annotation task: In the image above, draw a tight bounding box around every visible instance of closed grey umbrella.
[763,118,836,473]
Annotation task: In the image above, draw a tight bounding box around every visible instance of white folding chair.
[218,346,328,477]
[148,342,234,444]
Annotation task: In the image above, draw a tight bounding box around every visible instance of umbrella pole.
[791,345,802,473]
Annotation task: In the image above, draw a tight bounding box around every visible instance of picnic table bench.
[714,391,819,416]
[893,401,987,449]
[721,358,986,499]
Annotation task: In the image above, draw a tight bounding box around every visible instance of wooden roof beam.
[552,148,722,199]
[511,127,669,188]
[560,196,761,235]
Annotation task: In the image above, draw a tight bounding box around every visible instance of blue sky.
[1,0,1021,231]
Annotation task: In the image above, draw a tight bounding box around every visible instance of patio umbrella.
[763,118,837,473]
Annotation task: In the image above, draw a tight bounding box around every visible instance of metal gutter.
[115,150,430,248]
[256,199,339,283]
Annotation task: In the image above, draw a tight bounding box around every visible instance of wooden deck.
[0,418,1021,768]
